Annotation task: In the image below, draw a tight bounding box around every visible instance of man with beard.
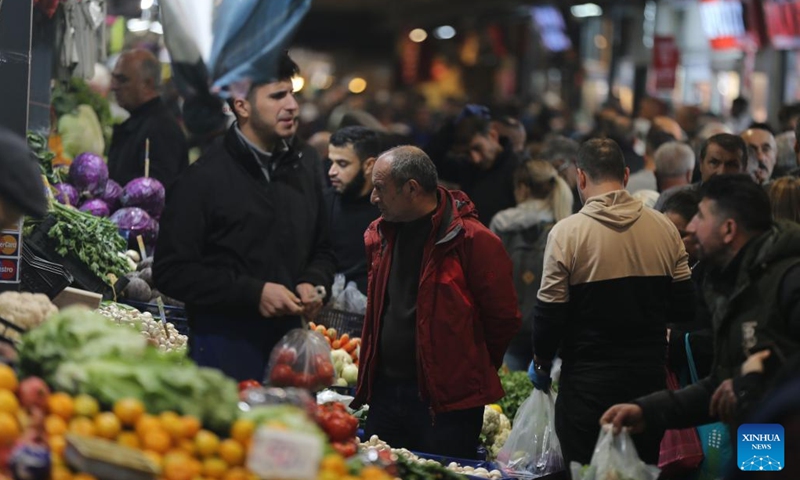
[603,175,800,456]
[154,52,335,381]
[325,126,382,294]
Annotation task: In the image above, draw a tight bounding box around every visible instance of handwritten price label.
[247,428,323,480]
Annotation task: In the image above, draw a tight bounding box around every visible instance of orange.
[45,414,68,436]
[73,394,100,418]
[68,417,96,437]
[117,431,140,449]
[94,412,122,439]
[202,457,228,479]
[0,411,20,445]
[218,439,245,467]
[135,414,161,439]
[0,389,19,415]
[0,364,18,391]
[48,393,75,421]
[163,452,195,480]
[113,398,145,427]
[49,435,67,456]
[222,468,249,480]
[320,453,348,476]
[142,428,172,454]
[177,438,197,456]
[181,416,201,438]
[160,411,186,439]
[51,465,73,480]
[229,419,255,444]
[194,430,220,457]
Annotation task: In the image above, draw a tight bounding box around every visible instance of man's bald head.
[652,116,684,141]
[111,49,161,112]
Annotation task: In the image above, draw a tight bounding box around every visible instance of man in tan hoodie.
[529,138,695,466]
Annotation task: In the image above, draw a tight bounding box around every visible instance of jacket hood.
[579,190,643,230]
[490,199,554,233]
[750,220,800,268]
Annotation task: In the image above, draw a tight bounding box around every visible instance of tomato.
[323,416,355,443]
[274,347,298,365]
[293,373,315,389]
[238,380,261,392]
[331,440,358,458]
[269,364,295,386]
[315,363,334,384]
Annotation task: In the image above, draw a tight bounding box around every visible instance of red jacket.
[353,187,521,414]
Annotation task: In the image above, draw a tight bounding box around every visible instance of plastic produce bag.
[330,274,367,315]
[570,425,660,480]
[496,389,565,478]
[265,329,334,392]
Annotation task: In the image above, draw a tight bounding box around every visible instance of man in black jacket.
[109,49,189,190]
[603,175,800,450]
[153,52,335,381]
[325,126,381,294]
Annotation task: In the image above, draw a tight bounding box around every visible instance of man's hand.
[296,283,324,321]
[600,404,646,434]
[259,283,304,318]
[527,358,552,392]
[709,378,736,423]
[742,349,771,375]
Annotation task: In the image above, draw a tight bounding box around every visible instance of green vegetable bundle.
[19,307,240,432]
[34,202,131,285]
[497,369,534,423]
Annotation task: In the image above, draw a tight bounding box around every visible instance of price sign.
[247,428,323,480]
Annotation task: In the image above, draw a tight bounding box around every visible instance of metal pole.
[0,0,34,136]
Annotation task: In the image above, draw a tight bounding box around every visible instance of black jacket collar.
[223,124,301,181]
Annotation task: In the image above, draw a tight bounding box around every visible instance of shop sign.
[652,36,679,90]
[762,0,800,49]
[699,0,760,50]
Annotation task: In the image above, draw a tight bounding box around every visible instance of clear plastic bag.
[330,274,367,315]
[496,389,565,478]
[264,329,334,392]
[570,425,661,480]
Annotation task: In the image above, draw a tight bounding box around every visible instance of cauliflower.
[490,427,510,459]
[0,292,58,338]
[482,405,500,438]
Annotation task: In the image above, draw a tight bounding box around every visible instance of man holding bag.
[530,138,695,466]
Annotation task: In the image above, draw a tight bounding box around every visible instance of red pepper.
[238,380,261,392]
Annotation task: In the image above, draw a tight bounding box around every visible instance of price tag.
[247,427,323,480]
[136,235,147,261]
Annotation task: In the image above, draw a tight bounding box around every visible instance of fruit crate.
[316,308,364,338]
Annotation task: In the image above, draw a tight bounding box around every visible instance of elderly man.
[109,49,189,189]
[741,126,777,185]
[353,146,520,458]
[655,141,695,193]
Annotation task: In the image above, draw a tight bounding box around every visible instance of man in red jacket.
[352,145,521,458]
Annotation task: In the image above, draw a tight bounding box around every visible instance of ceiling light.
[348,78,367,94]
[571,3,602,18]
[292,76,305,93]
[434,25,456,40]
[141,0,154,10]
[409,28,428,43]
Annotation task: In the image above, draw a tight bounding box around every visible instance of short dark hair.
[384,146,439,193]
[227,51,299,115]
[645,127,676,156]
[453,105,492,147]
[540,135,580,165]
[329,127,381,163]
[747,122,775,136]
[699,133,748,169]
[660,188,700,222]
[576,138,626,183]
[700,174,772,234]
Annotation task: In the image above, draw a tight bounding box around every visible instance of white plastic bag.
[330,274,367,315]
[570,425,661,480]
[496,389,565,478]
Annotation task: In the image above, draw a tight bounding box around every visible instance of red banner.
[652,36,679,91]
[762,0,800,49]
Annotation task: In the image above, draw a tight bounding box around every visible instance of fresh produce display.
[119,256,184,307]
[24,202,132,286]
[308,322,360,387]
[52,183,79,207]
[481,406,511,460]
[27,132,65,186]
[96,303,187,352]
[78,198,110,218]
[266,329,334,391]
[0,292,58,339]
[51,77,113,155]
[121,177,166,219]
[100,179,123,211]
[69,152,108,199]
[18,308,237,432]
[497,369,533,424]
[109,207,158,249]
[314,402,359,457]
[57,105,106,160]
